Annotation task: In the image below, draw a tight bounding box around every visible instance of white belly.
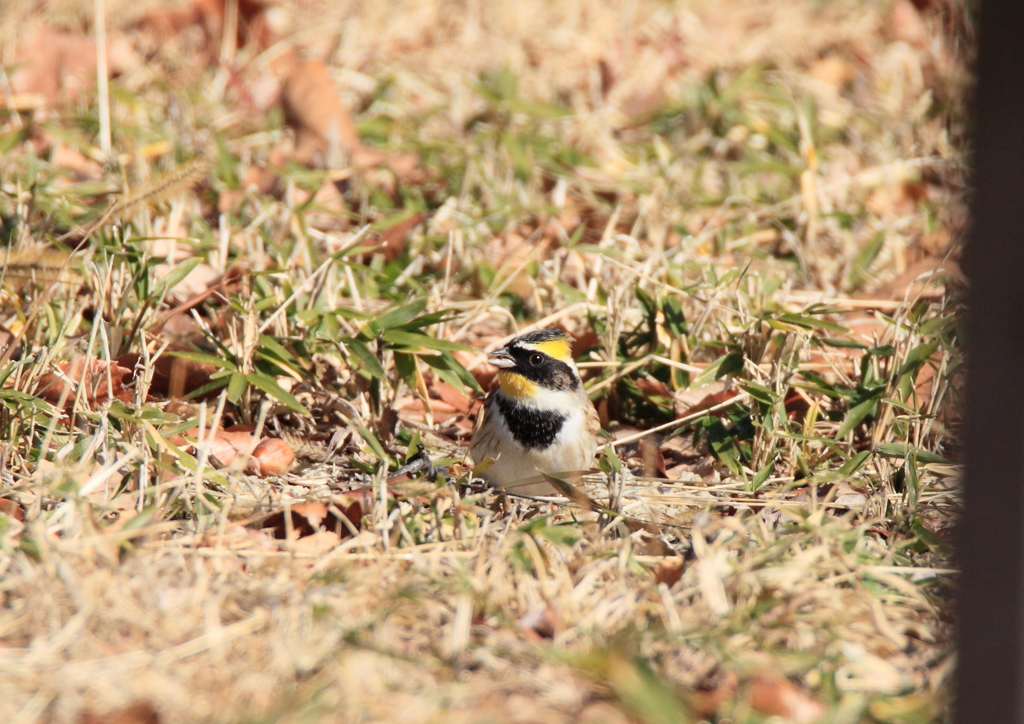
[470,394,597,496]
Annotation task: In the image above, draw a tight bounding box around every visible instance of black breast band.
[495,395,568,449]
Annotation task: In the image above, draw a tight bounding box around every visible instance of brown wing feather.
[584,396,601,436]
[468,388,498,464]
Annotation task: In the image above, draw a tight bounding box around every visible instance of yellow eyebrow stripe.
[531,339,572,361]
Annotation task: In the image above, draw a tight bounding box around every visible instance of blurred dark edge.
[956,1,1024,722]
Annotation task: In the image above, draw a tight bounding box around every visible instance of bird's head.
[487,328,580,400]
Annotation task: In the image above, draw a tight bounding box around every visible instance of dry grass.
[0,0,968,722]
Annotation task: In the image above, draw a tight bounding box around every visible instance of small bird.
[469,328,601,495]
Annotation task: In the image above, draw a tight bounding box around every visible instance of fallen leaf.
[832,481,870,508]
[351,145,422,179]
[35,358,134,409]
[260,497,364,541]
[50,142,104,180]
[137,0,273,54]
[181,427,294,476]
[576,702,631,724]
[652,557,684,587]
[186,427,247,466]
[276,51,359,165]
[809,55,855,89]
[0,499,26,549]
[748,674,826,723]
[290,529,342,555]
[10,26,136,106]
[873,256,962,302]
[890,0,929,46]
[200,524,279,553]
[370,211,430,262]
[518,605,561,640]
[690,670,740,718]
[151,260,221,298]
[641,437,664,478]
[0,499,25,522]
[674,382,737,418]
[396,397,460,417]
[635,376,672,399]
[117,350,215,400]
[784,387,813,421]
[80,703,161,724]
[251,437,295,475]
[431,378,471,414]
[570,329,600,360]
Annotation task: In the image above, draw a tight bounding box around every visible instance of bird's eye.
[529,353,544,366]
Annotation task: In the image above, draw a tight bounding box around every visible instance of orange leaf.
[276,52,359,165]
[251,437,295,475]
[749,674,825,723]
[431,378,471,414]
[35,358,134,409]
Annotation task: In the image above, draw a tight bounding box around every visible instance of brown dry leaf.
[0,499,25,548]
[0,323,15,362]
[186,427,249,467]
[809,55,855,89]
[890,0,929,47]
[0,499,25,522]
[518,605,561,640]
[658,432,703,461]
[200,524,279,554]
[194,0,274,49]
[50,142,105,180]
[276,51,359,165]
[652,557,684,587]
[95,495,154,540]
[866,181,921,218]
[368,211,430,262]
[262,501,326,540]
[635,376,672,399]
[80,703,161,724]
[35,358,134,409]
[10,26,135,107]
[874,256,961,301]
[431,378,471,414]
[673,382,738,418]
[570,329,600,359]
[690,670,740,719]
[350,145,422,180]
[748,673,826,723]
[576,702,631,724]
[261,497,363,541]
[831,481,869,508]
[396,397,460,417]
[117,350,215,400]
[251,438,296,475]
[784,387,813,421]
[183,428,294,477]
[290,530,342,556]
[452,411,479,439]
[641,437,664,477]
[485,230,543,300]
[137,0,273,54]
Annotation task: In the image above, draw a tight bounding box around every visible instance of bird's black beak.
[487,347,516,369]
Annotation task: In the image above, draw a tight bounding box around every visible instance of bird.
[469,328,601,496]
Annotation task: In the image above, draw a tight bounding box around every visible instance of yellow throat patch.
[530,338,572,361]
[498,370,540,399]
